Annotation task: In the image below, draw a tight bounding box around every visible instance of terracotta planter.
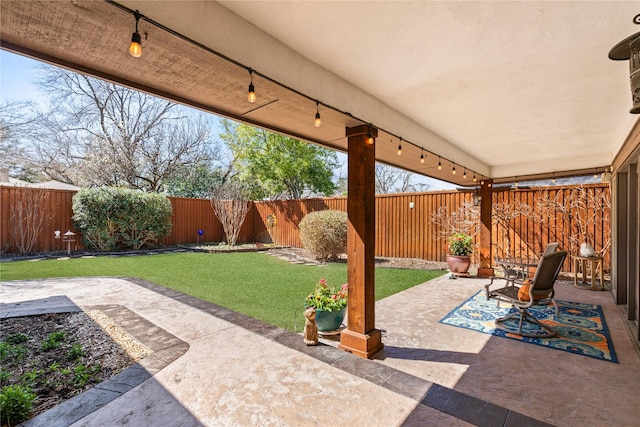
[446,254,471,274]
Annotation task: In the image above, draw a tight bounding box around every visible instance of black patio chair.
[484,250,568,338]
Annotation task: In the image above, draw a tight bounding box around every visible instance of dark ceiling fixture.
[609,14,640,113]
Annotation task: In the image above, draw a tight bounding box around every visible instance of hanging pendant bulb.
[247,68,256,103]
[420,150,425,164]
[314,101,321,127]
[473,174,477,183]
[452,165,456,175]
[463,169,467,179]
[397,138,402,156]
[129,10,142,58]
[438,158,442,170]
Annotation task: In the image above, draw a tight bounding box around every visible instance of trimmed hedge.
[299,210,347,261]
[73,187,172,251]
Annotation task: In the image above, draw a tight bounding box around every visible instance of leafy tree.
[221,119,339,199]
[6,65,220,191]
[163,163,226,198]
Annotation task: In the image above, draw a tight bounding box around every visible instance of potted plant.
[446,232,474,275]
[304,279,348,331]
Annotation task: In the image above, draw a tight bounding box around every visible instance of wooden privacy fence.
[0,184,610,273]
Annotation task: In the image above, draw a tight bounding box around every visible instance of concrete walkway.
[1,270,638,426]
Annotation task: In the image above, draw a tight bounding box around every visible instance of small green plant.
[448,232,474,256]
[40,331,65,351]
[19,369,41,387]
[0,368,11,383]
[0,384,36,426]
[304,279,348,312]
[4,333,29,345]
[67,344,84,361]
[299,210,347,261]
[71,365,100,388]
[0,342,28,363]
[49,362,60,372]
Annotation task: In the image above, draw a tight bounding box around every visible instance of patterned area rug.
[440,290,618,363]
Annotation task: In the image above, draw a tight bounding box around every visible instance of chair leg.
[495,308,557,338]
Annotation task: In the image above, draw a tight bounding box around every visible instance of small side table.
[573,256,605,291]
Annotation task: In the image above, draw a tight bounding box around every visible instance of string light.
[463,169,467,179]
[397,138,402,156]
[247,68,256,103]
[129,10,143,58]
[438,157,442,170]
[473,174,477,183]
[552,173,556,184]
[593,168,598,179]
[420,149,425,164]
[366,129,374,145]
[452,165,456,175]
[314,100,321,127]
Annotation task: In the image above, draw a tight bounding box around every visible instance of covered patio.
[1,1,639,423]
[1,273,638,426]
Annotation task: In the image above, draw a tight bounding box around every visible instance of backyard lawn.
[0,252,446,331]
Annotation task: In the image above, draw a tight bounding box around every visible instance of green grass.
[0,252,446,331]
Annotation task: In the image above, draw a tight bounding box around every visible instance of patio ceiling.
[1,1,638,186]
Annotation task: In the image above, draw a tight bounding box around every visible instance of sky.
[1,50,456,191]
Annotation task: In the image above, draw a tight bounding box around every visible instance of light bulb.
[420,152,425,164]
[314,112,321,127]
[247,83,256,103]
[452,166,456,175]
[438,159,442,170]
[129,33,142,57]
[397,144,402,156]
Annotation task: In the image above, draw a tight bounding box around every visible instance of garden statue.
[303,307,318,346]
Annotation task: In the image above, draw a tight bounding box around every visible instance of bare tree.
[210,182,251,246]
[375,163,431,194]
[17,66,219,191]
[431,201,480,240]
[9,187,53,254]
[532,185,611,257]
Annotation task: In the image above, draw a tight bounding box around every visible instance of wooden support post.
[477,179,494,278]
[339,125,383,359]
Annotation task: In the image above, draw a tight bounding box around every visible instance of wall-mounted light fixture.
[609,14,640,113]
[247,68,256,103]
[129,10,143,58]
[472,189,482,206]
[314,100,322,127]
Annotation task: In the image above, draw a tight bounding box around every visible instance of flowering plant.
[304,279,348,312]
[448,232,474,256]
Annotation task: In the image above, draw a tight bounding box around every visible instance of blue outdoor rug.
[440,290,618,363]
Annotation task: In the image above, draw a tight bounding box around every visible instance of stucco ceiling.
[1,1,638,186]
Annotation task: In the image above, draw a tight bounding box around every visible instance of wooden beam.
[477,179,494,278]
[339,125,383,358]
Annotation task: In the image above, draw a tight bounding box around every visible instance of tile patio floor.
[1,266,638,426]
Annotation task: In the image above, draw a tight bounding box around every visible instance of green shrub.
[73,187,173,251]
[299,210,347,261]
[0,385,36,426]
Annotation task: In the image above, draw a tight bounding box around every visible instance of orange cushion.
[518,279,548,302]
